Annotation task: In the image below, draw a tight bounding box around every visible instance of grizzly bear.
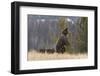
[56,28,70,54]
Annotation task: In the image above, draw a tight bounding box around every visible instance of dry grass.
[27,50,88,61]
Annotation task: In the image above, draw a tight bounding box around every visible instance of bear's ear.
[62,28,68,35]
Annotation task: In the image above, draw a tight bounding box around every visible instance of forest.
[28,15,88,60]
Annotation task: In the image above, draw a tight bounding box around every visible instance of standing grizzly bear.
[56,28,70,54]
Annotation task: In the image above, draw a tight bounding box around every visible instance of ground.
[27,50,87,61]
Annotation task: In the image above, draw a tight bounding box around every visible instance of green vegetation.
[58,17,68,32]
[77,17,88,53]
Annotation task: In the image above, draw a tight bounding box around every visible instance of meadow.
[27,50,87,61]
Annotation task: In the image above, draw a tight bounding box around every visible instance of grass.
[27,50,88,61]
